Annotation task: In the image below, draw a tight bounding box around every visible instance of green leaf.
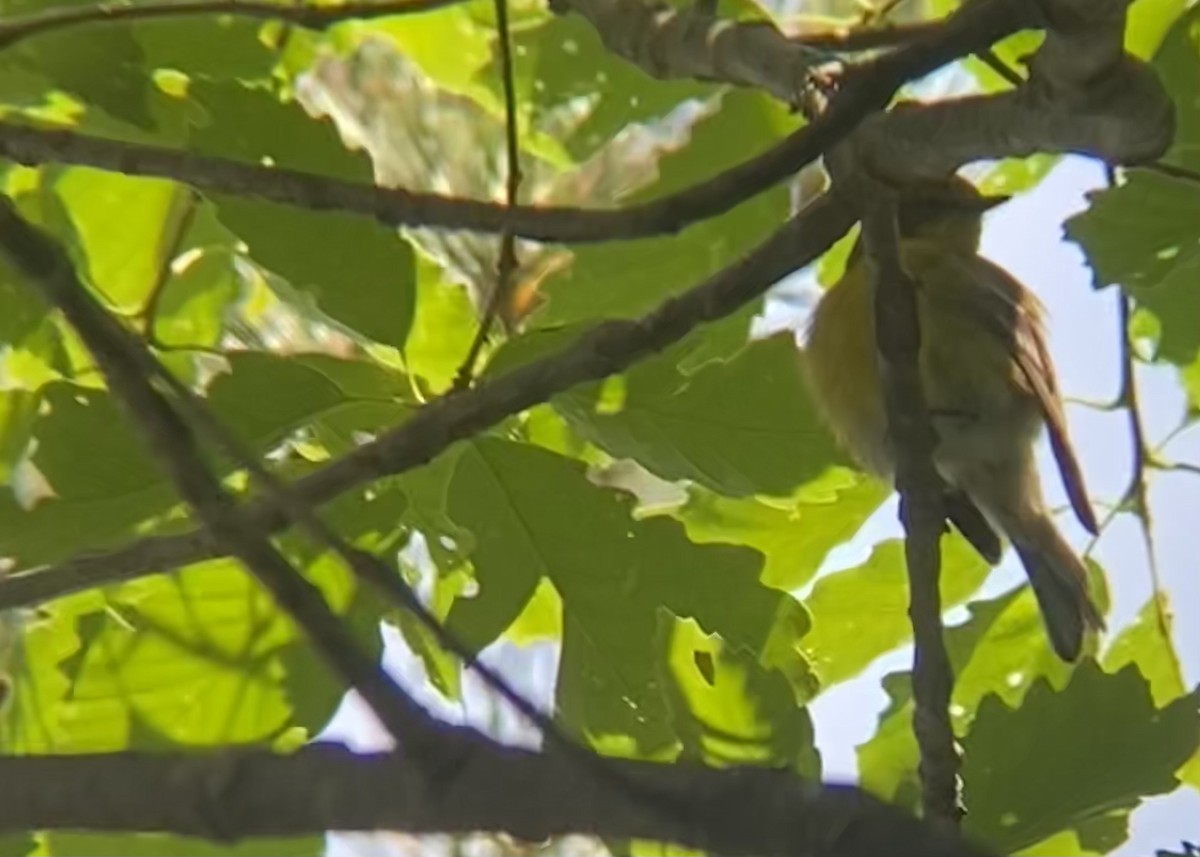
[801,535,990,689]
[7,560,295,751]
[0,388,38,485]
[0,257,45,346]
[560,335,845,497]
[1066,172,1200,365]
[677,469,887,591]
[366,4,496,99]
[148,248,240,350]
[1150,5,1200,163]
[0,832,34,857]
[962,664,1200,854]
[1126,0,1193,59]
[45,168,188,313]
[0,383,179,567]
[1065,7,1200,366]
[214,195,417,348]
[0,4,152,128]
[499,13,709,160]
[977,155,1060,197]
[1104,595,1187,706]
[856,671,921,811]
[949,572,1096,716]
[857,583,1075,810]
[0,354,407,567]
[1182,349,1200,416]
[402,256,479,393]
[665,618,820,775]
[4,469,399,751]
[446,438,802,749]
[538,90,794,324]
[133,17,276,83]
[207,352,410,455]
[187,80,372,179]
[182,81,417,347]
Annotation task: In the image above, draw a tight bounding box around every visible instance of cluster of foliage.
[0,0,1197,854]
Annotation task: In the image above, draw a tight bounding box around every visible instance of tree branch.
[789,20,944,51]
[845,2,1173,181]
[0,193,857,609]
[454,0,524,386]
[857,191,960,831]
[0,0,462,48]
[0,744,997,856]
[0,0,1029,246]
[551,0,834,107]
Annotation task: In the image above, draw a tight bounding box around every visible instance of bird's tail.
[1011,515,1105,662]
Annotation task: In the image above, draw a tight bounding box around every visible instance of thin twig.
[140,191,200,345]
[860,192,960,831]
[0,194,859,611]
[454,0,523,390]
[975,47,1024,87]
[1116,291,1182,682]
[0,196,454,758]
[860,0,908,26]
[0,0,464,49]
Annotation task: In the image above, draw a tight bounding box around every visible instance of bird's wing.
[947,254,1100,535]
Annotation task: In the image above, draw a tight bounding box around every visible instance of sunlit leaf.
[857,582,1075,811]
[539,90,795,324]
[183,80,417,347]
[559,335,844,497]
[1104,594,1187,706]
[962,664,1199,854]
[45,169,187,313]
[446,438,802,750]
[801,535,990,688]
[402,256,479,393]
[677,470,886,592]
[498,12,709,161]
[0,353,408,567]
[0,2,151,128]
[665,618,820,774]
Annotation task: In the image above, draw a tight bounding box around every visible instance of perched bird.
[804,177,1104,661]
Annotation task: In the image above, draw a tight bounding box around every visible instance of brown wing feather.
[1013,317,1099,534]
[962,256,1100,535]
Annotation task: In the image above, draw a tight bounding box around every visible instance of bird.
[803,176,1104,661]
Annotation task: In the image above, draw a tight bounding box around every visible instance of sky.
[325,154,1200,856]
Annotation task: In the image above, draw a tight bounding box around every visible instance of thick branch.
[848,0,1173,181]
[553,0,832,107]
[0,744,996,856]
[0,0,461,48]
[790,21,944,51]
[859,196,959,830]
[0,194,856,609]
